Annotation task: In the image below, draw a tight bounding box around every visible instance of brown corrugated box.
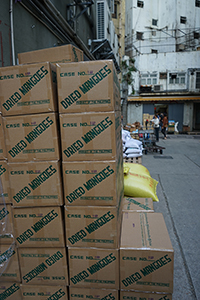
[65,205,122,249]
[3,113,60,162]
[0,282,22,300]
[0,62,57,116]
[0,160,11,204]
[18,44,83,65]
[0,244,21,282]
[69,287,118,300]
[21,285,68,300]
[18,247,68,285]
[62,160,123,206]
[8,160,63,207]
[12,206,65,248]
[120,290,172,300]
[0,204,15,244]
[0,114,7,160]
[122,197,154,212]
[59,111,122,162]
[68,247,119,289]
[56,60,121,113]
[120,212,174,293]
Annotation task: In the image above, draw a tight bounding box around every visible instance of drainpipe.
[10,0,16,65]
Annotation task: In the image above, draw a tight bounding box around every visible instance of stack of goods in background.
[122,129,143,163]
[143,113,154,130]
[0,44,83,300]
[56,59,124,300]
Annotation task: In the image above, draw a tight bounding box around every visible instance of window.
[169,73,186,84]
[194,31,200,39]
[180,16,187,24]
[160,72,167,79]
[152,31,156,36]
[112,4,117,18]
[196,0,200,7]
[151,49,158,54]
[136,31,144,40]
[152,19,158,26]
[140,73,157,85]
[196,72,200,89]
[137,0,144,8]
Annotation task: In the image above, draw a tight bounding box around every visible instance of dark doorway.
[194,103,200,130]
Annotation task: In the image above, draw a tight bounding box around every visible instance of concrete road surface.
[141,134,200,300]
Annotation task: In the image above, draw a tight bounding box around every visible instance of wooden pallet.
[123,156,142,164]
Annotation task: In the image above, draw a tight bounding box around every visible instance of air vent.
[154,85,163,91]
[97,2,105,39]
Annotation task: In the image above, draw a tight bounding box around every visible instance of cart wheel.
[145,149,147,155]
[160,149,163,154]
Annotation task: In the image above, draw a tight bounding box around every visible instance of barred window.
[196,72,200,89]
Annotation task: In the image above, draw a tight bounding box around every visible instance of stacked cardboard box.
[120,198,174,299]
[0,45,84,299]
[56,59,124,296]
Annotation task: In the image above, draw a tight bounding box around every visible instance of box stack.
[0,82,21,300]
[0,44,84,299]
[143,113,154,130]
[56,59,124,298]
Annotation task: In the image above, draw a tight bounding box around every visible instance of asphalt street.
[141,133,200,300]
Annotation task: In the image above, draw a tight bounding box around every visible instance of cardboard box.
[59,111,122,162]
[12,206,65,248]
[3,113,60,162]
[18,44,83,65]
[65,205,122,249]
[18,247,68,285]
[0,204,15,244]
[0,62,57,116]
[122,197,154,213]
[57,60,121,113]
[21,285,68,300]
[69,287,118,300]
[0,160,11,204]
[120,213,174,293]
[8,160,63,207]
[120,290,172,300]
[0,114,7,160]
[68,247,119,289]
[0,282,22,300]
[0,244,21,282]
[62,160,123,206]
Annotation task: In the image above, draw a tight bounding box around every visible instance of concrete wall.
[127,102,143,124]
[0,1,96,68]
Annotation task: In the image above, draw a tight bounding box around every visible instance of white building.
[124,0,200,132]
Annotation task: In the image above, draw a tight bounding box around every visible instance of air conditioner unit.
[96,0,111,40]
[154,85,163,91]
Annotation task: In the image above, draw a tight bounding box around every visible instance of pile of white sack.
[122,129,143,158]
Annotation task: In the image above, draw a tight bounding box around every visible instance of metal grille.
[196,72,200,89]
[154,156,173,159]
[97,2,105,39]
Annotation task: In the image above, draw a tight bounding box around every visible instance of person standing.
[162,113,168,139]
[151,114,160,142]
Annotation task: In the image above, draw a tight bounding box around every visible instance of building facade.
[124,0,200,132]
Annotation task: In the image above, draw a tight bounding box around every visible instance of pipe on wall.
[9,0,16,65]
